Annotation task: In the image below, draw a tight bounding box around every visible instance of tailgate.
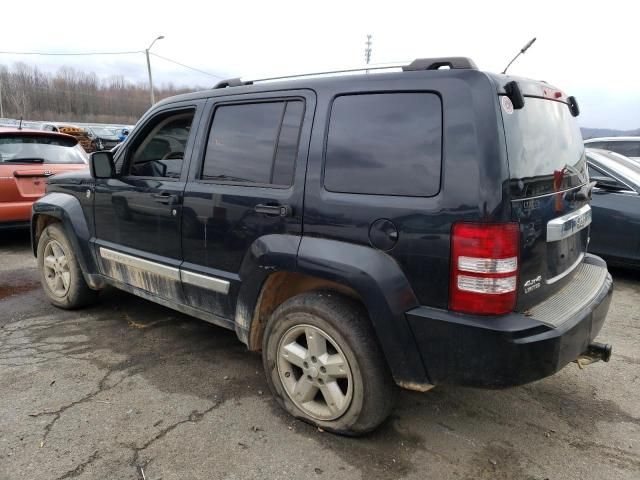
[12,168,51,198]
[501,94,591,311]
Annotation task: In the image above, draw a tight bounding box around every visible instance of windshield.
[503,97,588,198]
[0,136,88,164]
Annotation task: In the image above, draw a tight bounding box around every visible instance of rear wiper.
[3,157,45,163]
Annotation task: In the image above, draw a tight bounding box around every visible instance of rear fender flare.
[236,235,430,386]
[295,237,429,385]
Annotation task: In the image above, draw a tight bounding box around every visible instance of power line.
[0,50,142,56]
[150,52,225,79]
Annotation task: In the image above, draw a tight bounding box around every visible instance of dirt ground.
[1,229,638,480]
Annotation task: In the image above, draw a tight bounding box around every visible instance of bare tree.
[0,62,202,124]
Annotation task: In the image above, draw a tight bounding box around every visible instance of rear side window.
[608,141,640,158]
[202,100,304,186]
[324,93,442,196]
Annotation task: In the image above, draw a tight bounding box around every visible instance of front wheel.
[37,223,98,309]
[263,291,396,435]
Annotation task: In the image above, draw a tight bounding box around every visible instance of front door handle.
[254,204,292,217]
[152,193,179,205]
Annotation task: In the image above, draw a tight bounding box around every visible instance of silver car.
[584,136,640,162]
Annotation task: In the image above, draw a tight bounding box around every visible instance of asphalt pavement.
[1,229,638,480]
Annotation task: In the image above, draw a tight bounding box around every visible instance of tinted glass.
[608,141,640,157]
[128,111,194,178]
[203,101,302,186]
[503,97,587,198]
[324,93,442,196]
[0,135,87,164]
[588,164,608,179]
[585,141,605,149]
[272,101,304,186]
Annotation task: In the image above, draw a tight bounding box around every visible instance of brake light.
[449,222,519,315]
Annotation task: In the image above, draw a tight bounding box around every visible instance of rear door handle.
[152,193,179,205]
[254,204,292,217]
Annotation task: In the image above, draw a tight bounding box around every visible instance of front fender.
[31,193,104,289]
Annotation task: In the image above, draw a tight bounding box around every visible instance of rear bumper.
[407,254,613,388]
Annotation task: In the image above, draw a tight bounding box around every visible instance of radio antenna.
[502,37,537,74]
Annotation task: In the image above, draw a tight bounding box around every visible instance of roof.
[584,137,640,142]
[0,127,78,144]
[152,59,565,112]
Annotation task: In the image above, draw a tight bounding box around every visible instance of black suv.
[32,57,613,435]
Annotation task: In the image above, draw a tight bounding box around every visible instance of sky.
[1,0,638,129]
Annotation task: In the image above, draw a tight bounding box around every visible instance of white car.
[584,137,640,161]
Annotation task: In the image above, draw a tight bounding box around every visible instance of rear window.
[324,93,442,197]
[607,141,640,158]
[503,97,587,198]
[0,135,87,164]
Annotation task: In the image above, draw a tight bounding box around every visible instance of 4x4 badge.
[524,275,542,294]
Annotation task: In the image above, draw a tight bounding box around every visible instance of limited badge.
[501,96,514,114]
[524,275,542,294]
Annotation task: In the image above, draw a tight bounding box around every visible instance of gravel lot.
[1,229,638,480]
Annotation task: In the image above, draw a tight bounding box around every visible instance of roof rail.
[402,57,477,71]
[249,64,404,83]
[213,77,253,89]
[212,57,477,89]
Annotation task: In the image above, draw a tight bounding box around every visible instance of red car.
[0,128,88,229]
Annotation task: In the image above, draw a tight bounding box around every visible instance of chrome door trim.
[99,247,180,281]
[99,247,230,294]
[180,269,230,294]
[546,204,592,242]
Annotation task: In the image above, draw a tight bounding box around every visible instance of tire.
[37,223,98,309]
[262,291,396,435]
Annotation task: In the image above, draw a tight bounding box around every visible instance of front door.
[181,91,315,318]
[93,104,202,300]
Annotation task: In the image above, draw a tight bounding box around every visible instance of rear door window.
[324,93,442,197]
[202,100,304,187]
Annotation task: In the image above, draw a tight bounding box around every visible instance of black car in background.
[87,126,120,151]
[587,148,640,268]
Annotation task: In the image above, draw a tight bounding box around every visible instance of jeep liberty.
[32,57,613,435]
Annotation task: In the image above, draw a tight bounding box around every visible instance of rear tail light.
[449,222,519,315]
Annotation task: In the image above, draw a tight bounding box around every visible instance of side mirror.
[90,151,115,179]
[591,175,624,191]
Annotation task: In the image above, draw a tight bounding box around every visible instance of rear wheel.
[263,291,396,435]
[37,223,98,309]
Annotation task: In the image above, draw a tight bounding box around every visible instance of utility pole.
[364,34,372,73]
[0,77,3,119]
[145,35,164,106]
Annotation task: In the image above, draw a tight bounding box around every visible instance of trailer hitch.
[574,342,612,369]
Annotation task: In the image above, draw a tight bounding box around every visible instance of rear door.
[501,94,591,310]
[93,102,203,301]
[181,90,314,318]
